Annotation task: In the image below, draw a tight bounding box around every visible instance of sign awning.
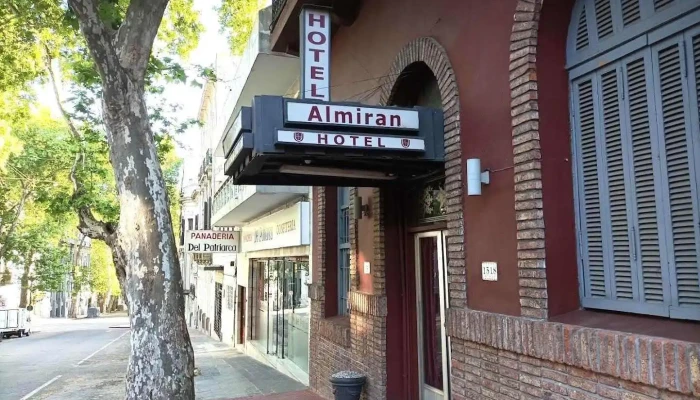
[224,96,444,186]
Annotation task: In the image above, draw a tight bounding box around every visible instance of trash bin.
[330,371,366,400]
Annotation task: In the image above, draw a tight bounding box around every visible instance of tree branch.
[67,0,120,79]
[44,48,82,141]
[77,206,115,243]
[115,0,170,81]
[43,37,117,247]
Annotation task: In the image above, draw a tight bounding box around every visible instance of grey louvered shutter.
[599,67,636,303]
[652,34,700,320]
[595,0,615,40]
[576,4,590,51]
[653,0,675,11]
[621,0,641,26]
[573,76,609,301]
[620,52,671,316]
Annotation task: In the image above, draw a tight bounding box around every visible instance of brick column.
[510,0,548,319]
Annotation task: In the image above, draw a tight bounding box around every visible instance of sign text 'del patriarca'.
[185,230,240,253]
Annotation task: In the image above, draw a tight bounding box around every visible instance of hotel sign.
[277,130,425,151]
[286,101,420,130]
[300,7,331,101]
[222,96,445,185]
[185,230,240,253]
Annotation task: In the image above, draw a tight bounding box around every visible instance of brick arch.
[377,37,466,307]
[509,0,548,319]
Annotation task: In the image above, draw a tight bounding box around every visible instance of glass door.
[414,231,450,400]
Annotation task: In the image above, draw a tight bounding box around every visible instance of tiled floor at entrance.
[190,330,307,399]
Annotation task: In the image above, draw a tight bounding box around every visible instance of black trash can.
[330,371,366,400]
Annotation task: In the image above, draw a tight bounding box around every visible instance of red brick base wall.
[447,309,700,399]
[451,338,698,400]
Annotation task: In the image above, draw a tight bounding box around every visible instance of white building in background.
[178,3,311,385]
[209,5,311,385]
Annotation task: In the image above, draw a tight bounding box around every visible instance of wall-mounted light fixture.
[466,158,490,196]
[355,195,371,219]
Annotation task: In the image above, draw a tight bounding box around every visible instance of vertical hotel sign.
[300,7,331,101]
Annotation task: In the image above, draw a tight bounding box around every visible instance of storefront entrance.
[414,232,450,400]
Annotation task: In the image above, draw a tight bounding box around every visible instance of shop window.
[568,0,700,321]
[338,187,351,316]
[249,258,310,373]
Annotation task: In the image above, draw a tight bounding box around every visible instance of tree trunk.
[0,187,30,262]
[69,289,79,318]
[19,253,32,308]
[68,1,194,397]
[105,82,194,399]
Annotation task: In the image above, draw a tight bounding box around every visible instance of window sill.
[318,315,351,348]
[550,309,700,343]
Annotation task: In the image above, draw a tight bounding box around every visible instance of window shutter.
[576,5,590,51]
[652,36,700,319]
[574,77,609,300]
[653,0,674,11]
[600,68,636,301]
[595,0,615,40]
[621,0,641,26]
[621,53,670,315]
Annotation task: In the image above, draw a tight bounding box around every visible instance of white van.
[0,307,32,338]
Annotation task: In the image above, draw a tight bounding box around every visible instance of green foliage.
[0,268,11,285]
[218,0,262,55]
[89,240,120,296]
[159,0,203,59]
[33,245,71,292]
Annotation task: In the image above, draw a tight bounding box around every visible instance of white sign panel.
[481,262,498,281]
[278,130,425,151]
[286,102,420,130]
[185,230,240,253]
[300,8,331,100]
[241,202,310,252]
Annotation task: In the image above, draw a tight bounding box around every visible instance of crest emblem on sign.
[294,131,304,142]
[401,138,410,148]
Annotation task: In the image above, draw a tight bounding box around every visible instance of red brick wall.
[296,0,700,399]
[447,308,700,399]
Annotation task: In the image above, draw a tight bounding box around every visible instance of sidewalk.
[190,330,321,400]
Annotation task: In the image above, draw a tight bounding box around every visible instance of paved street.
[0,315,309,400]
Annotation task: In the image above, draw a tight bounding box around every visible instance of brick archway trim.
[510,0,548,319]
[377,37,466,307]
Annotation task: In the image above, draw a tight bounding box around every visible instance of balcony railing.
[212,177,253,217]
[271,0,288,32]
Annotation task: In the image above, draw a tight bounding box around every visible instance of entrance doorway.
[414,231,450,400]
[238,286,246,344]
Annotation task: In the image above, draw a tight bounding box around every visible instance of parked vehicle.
[0,306,32,338]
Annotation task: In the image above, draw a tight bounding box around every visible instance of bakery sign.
[241,202,311,252]
[185,230,240,253]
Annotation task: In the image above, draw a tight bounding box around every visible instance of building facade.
[234,0,700,399]
[209,4,313,383]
